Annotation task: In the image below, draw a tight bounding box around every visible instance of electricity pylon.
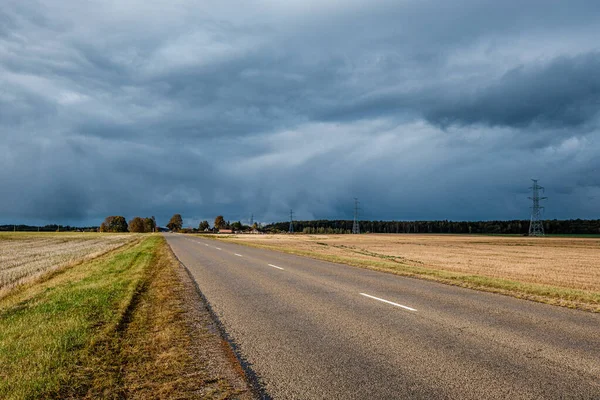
[289,209,294,233]
[528,179,547,236]
[352,198,360,234]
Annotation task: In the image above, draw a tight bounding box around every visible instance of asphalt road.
[165,233,600,399]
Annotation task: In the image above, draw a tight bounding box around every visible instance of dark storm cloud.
[318,52,600,130]
[1,0,600,226]
[424,53,600,128]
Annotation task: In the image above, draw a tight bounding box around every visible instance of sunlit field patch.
[0,232,134,294]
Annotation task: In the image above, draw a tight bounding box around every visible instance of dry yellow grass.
[213,234,600,310]
[121,236,252,399]
[0,232,135,294]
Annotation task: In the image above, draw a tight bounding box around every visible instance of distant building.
[218,229,233,234]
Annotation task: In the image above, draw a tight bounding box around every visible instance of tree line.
[99,216,157,233]
[9,215,598,235]
[0,224,97,232]
[178,215,259,233]
[264,219,600,235]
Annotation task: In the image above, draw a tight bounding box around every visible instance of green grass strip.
[0,236,159,399]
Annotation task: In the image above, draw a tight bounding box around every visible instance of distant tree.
[128,217,146,233]
[100,216,128,232]
[199,220,210,231]
[167,214,183,231]
[214,215,225,229]
[143,217,156,233]
[231,221,243,231]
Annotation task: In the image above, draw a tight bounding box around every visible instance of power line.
[528,179,547,236]
[289,209,294,233]
[352,198,361,234]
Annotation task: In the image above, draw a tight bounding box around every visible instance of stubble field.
[213,234,600,311]
[0,232,134,295]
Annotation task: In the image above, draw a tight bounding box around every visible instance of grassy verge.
[202,235,600,312]
[121,236,251,399]
[0,235,251,399]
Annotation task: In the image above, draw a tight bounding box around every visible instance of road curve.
[164,233,600,399]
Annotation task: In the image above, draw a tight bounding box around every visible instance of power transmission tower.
[352,198,361,234]
[288,209,294,233]
[528,179,547,236]
[250,214,254,227]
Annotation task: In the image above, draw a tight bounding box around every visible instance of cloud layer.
[1,0,599,226]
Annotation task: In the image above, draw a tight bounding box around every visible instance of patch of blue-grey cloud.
[318,53,600,131]
[1,0,599,227]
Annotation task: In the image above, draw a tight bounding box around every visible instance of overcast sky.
[2,0,600,227]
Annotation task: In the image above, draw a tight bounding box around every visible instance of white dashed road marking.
[234,253,243,257]
[360,293,417,312]
[268,264,284,270]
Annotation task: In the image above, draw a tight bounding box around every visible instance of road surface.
[165,233,600,399]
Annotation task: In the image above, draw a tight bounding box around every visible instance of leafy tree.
[144,217,156,233]
[231,221,243,231]
[214,215,225,229]
[100,216,128,232]
[128,217,146,233]
[167,214,183,231]
[99,220,108,233]
[199,220,210,231]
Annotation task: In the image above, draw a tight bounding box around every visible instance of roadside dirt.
[122,238,254,399]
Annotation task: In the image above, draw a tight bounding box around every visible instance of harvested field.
[212,234,600,311]
[0,232,135,293]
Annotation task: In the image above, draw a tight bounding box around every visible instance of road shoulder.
[122,236,254,399]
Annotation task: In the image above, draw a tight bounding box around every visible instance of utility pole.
[352,198,361,234]
[250,214,254,227]
[528,179,547,236]
[289,209,294,233]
